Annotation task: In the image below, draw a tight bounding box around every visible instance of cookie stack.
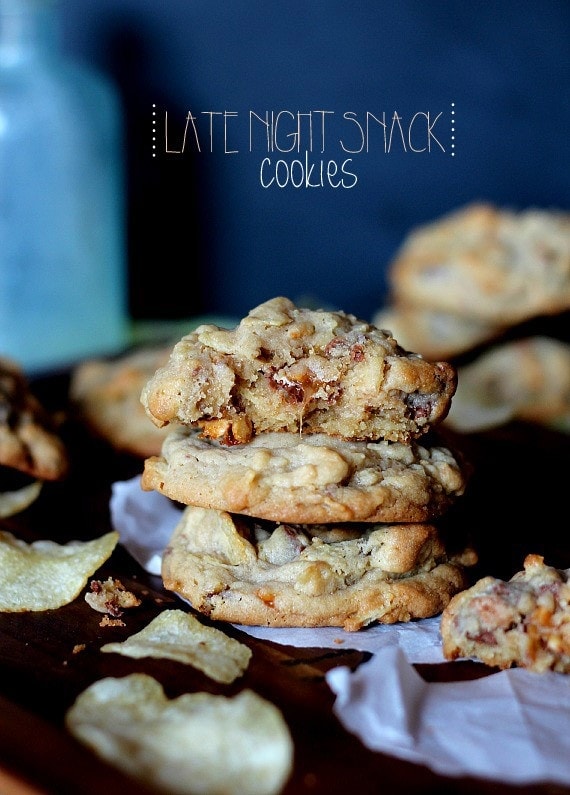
[140,297,476,631]
[373,203,570,432]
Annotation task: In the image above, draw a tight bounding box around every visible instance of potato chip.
[101,609,251,684]
[0,530,119,611]
[65,673,294,795]
[0,480,42,518]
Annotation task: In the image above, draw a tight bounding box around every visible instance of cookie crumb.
[85,577,141,616]
[99,614,126,628]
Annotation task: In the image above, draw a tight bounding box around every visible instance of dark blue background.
[60,0,570,322]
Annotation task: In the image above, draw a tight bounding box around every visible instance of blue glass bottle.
[0,0,127,373]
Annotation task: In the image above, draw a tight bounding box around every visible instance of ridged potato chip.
[101,609,251,684]
[0,480,43,518]
[65,673,294,795]
[0,530,119,611]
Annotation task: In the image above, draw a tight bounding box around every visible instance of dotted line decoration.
[152,104,157,157]
[451,103,455,156]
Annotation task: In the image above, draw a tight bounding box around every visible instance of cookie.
[445,336,570,433]
[141,427,469,524]
[372,303,501,361]
[71,346,171,458]
[441,554,570,673]
[161,505,477,631]
[388,203,570,325]
[141,296,457,445]
[0,356,68,481]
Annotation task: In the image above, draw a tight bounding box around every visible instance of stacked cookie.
[140,297,476,631]
[373,203,570,433]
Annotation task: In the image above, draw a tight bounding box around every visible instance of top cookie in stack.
[140,297,476,630]
[141,296,456,445]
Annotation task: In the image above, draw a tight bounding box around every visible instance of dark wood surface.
[0,370,568,795]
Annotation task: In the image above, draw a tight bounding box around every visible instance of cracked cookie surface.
[141,296,456,444]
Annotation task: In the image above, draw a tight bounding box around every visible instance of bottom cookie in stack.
[143,428,477,631]
[161,509,476,632]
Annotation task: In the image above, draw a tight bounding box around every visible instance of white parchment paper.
[110,476,570,787]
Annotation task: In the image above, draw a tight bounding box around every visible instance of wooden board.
[0,370,568,795]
